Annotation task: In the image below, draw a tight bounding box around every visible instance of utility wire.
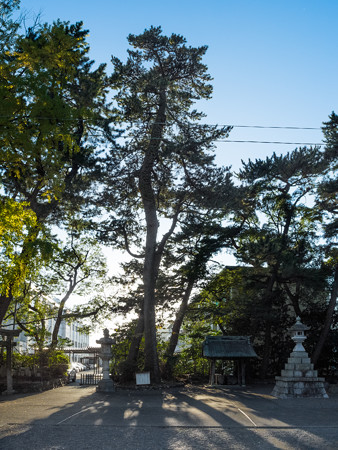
[86,134,324,145]
[217,140,323,145]
[0,115,322,130]
[221,125,321,130]
[0,116,323,144]
[1,130,323,145]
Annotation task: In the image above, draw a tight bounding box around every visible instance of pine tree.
[101,26,232,382]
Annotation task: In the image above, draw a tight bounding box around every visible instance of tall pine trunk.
[259,273,276,379]
[121,306,145,381]
[138,89,167,383]
[163,279,194,379]
[312,264,338,365]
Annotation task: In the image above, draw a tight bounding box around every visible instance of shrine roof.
[202,335,258,359]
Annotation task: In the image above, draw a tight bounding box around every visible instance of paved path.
[0,384,337,449]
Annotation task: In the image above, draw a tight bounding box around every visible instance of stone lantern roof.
[289,316,309,334]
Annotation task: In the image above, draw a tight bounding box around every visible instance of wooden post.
[241,360,246,386]
[209,359,216,385]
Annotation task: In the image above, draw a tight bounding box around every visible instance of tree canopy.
[0,3,337,383]
[0,6,113,326]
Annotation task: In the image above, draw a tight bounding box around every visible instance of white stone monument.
[272,317,328,398]
[96,328,115,393]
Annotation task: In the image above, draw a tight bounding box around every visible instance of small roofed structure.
[202,336,258,386]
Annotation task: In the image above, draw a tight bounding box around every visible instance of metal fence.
[80,373,103,385]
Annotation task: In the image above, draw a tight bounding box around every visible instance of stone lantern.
[289,316,309,352]
[96,328,115,392]
[272,316,328,398]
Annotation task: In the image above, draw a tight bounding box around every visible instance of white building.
[4,297,89,354]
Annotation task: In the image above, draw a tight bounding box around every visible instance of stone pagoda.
[272,317,328,398]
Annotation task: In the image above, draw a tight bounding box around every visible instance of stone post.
[0,328,21,396]
[96,328,115,393]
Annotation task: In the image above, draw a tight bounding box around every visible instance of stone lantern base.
[272,350,328,398]
[96,379,115,393]
[2,389,17,396]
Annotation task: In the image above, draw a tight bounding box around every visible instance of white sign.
[136,372,150,385]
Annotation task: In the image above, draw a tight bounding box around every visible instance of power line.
[0,116,324,144]
[218,140,323,145]
[207,124,321,130]
[78,134,326,145]
[88,134,324,145]
[0,115,322,130]
[0,130,323,145]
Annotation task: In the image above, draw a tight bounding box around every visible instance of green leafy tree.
[233,147,329,378]
[101,26,232,382]
[0,1,20,53]
[16,292,54,354]
[44,236,109,350]
[0,15,112,325]
[173,319,214,380]
[0,198,55,326]
[0,199,37,294]
[311,112,338,364]
[191,265,316,377]
[16,235,110,351]
[160,212,242,378]
[1,19,109,218]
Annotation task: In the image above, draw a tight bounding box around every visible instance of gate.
[80,373,103,385]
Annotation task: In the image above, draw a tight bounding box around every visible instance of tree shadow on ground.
[0,384,337,449]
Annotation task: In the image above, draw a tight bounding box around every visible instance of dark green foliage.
[184,140,336,379]
[0,13,113,326]
[100,26,233,382]
[1,348,69,379]
[1,4,336,382]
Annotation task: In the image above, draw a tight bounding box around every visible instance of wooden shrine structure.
[202,335,257,386]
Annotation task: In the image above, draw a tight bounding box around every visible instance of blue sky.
[19,0,337,171]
